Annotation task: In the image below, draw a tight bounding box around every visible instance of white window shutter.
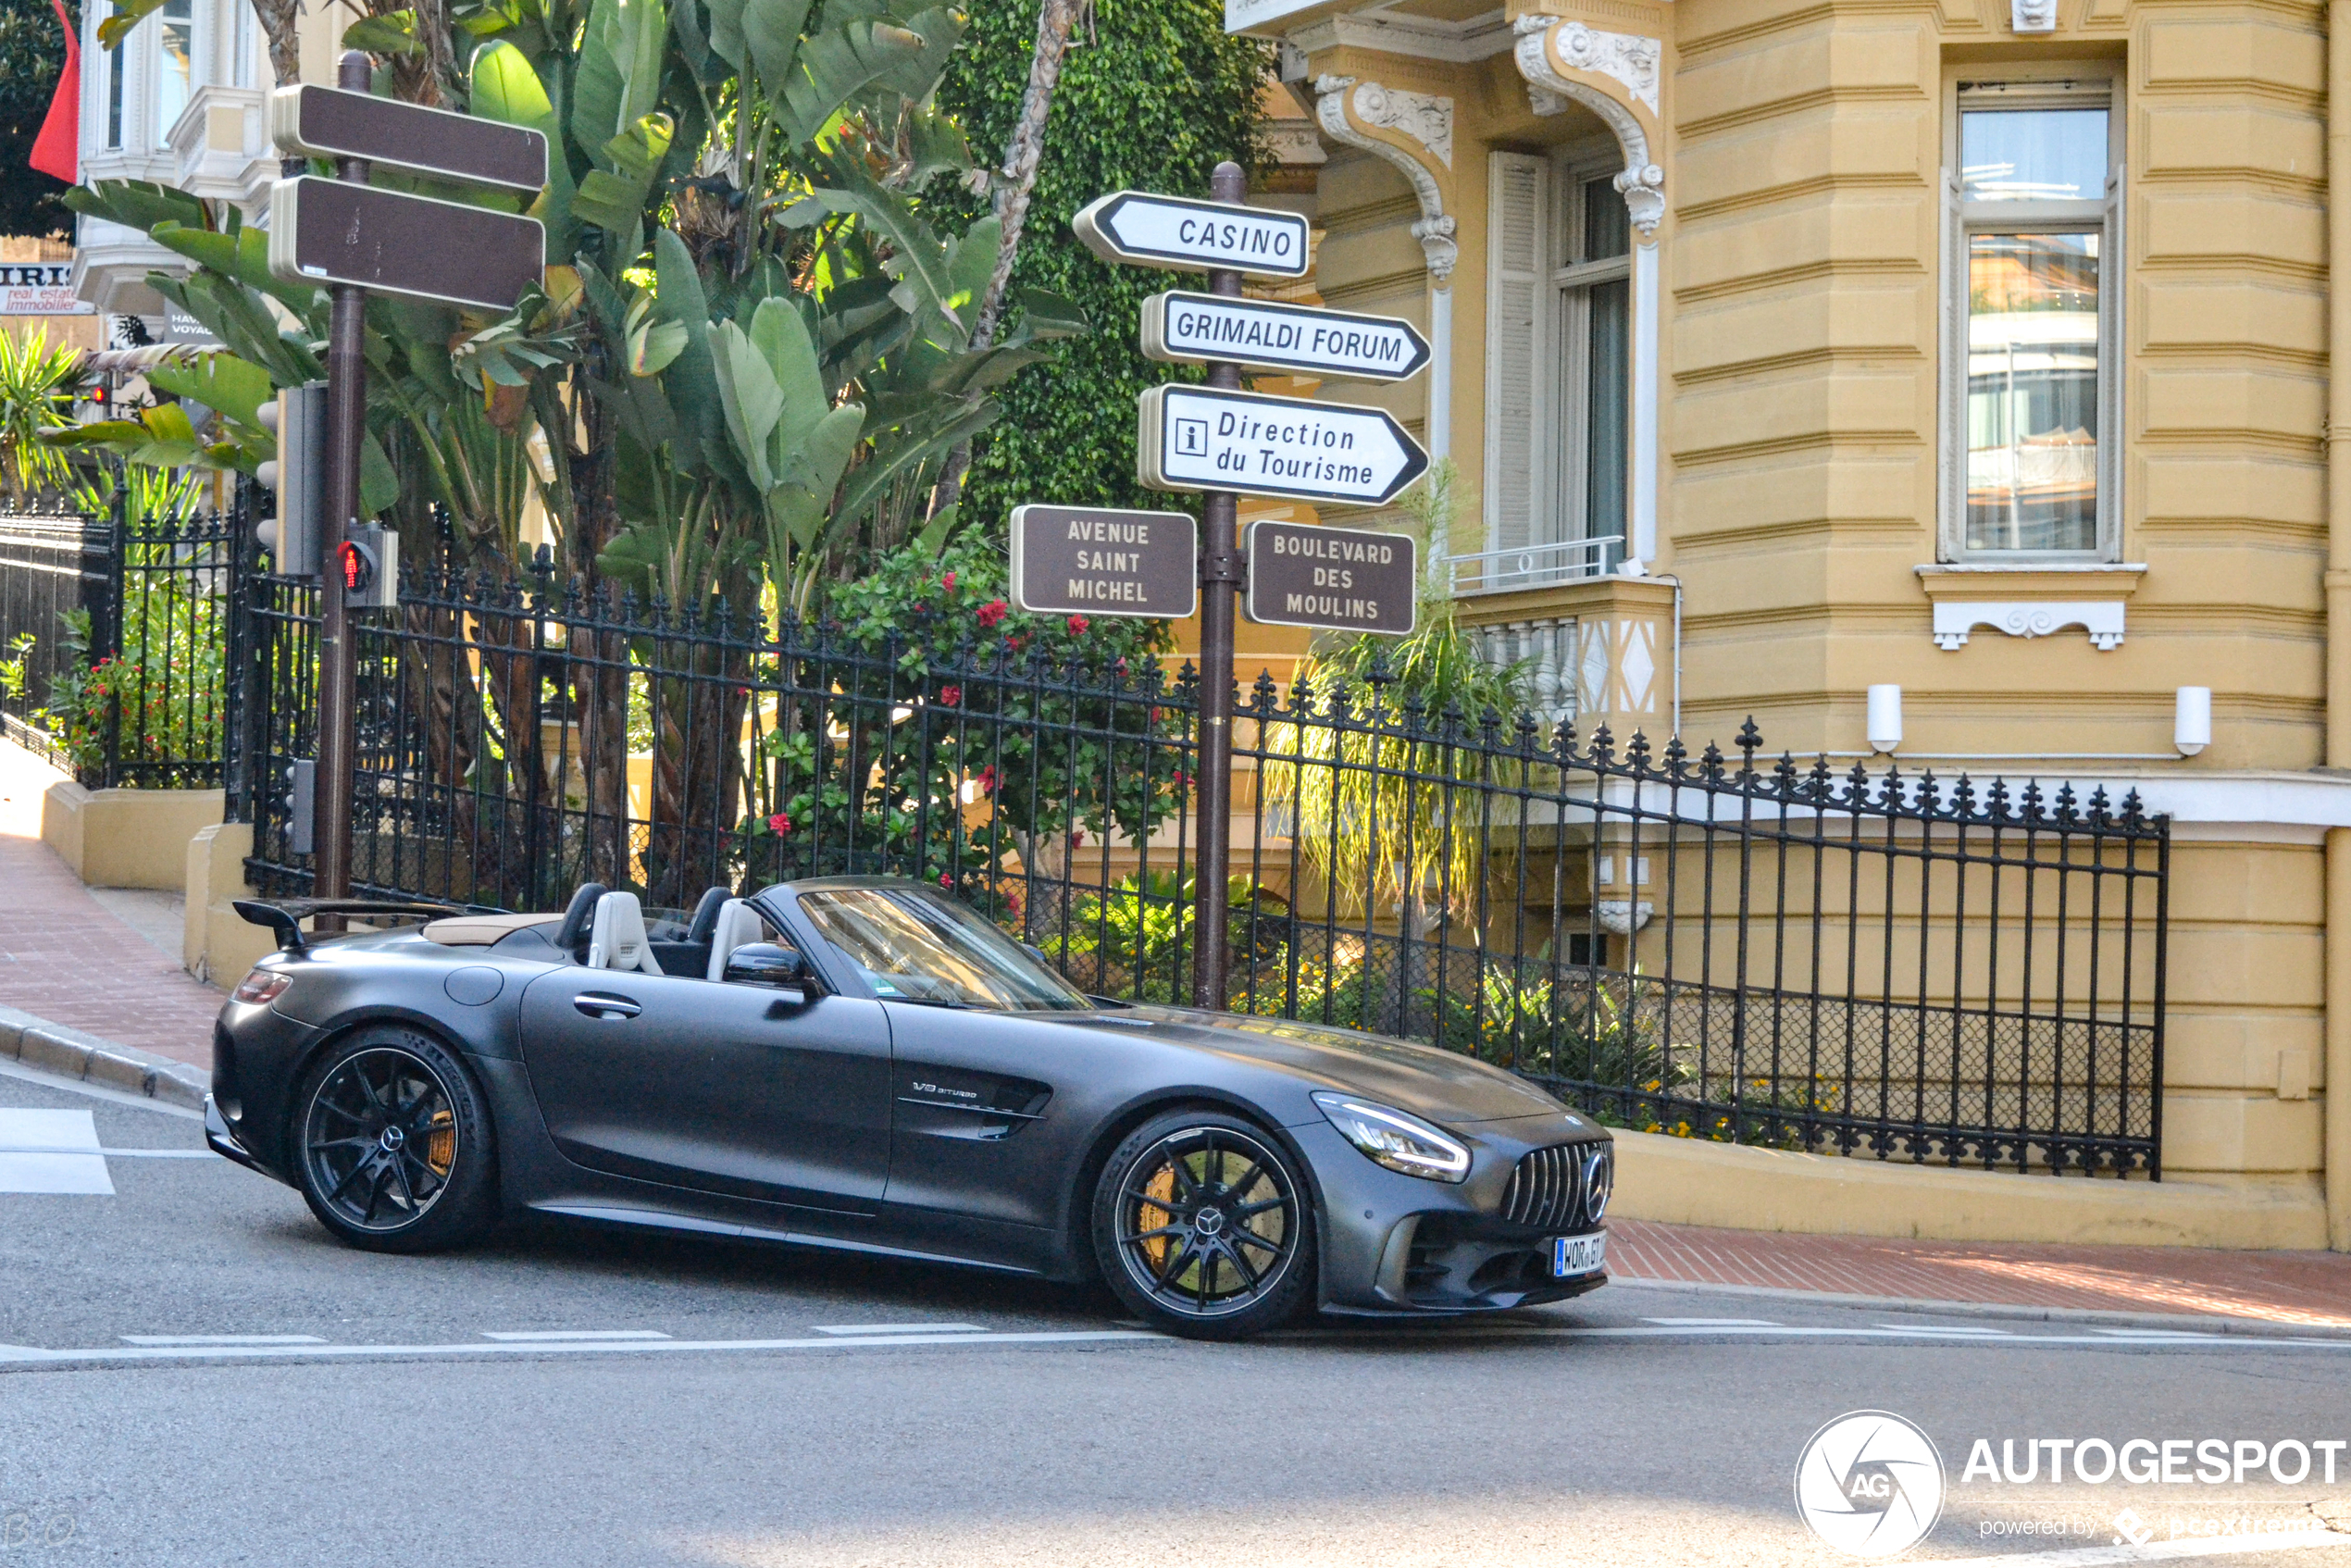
[2099,161,2124,560]
[1485,151,1549,558]
[1936,166,1963,560]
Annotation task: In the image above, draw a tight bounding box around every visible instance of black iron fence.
[0,506,247,790]
[240,562,2168,1176]
[0,511,108,769]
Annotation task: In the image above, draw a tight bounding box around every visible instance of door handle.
[574,992,641,1020]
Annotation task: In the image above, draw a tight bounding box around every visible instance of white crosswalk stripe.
[0,1108,114,1194]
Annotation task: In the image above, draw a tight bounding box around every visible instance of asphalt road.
[4,1059,2350,1568]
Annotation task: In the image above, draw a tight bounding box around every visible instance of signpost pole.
[1191,159,1246,1011]
[310,48,370,908]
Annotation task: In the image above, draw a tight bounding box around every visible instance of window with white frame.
[88,0,211,157]
[1484,147,1632,588]
[1943,77,2121,560]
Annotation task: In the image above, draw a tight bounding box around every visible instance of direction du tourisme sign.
[1138,385,1427,509]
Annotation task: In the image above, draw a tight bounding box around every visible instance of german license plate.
[1552,1232,1607,1278]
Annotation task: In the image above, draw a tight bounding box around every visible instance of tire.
[292,1026,499,1253]
[1091,1109,1316,1340]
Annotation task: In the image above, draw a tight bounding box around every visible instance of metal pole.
[311,48,371,906]
[1190,158,1246,1010]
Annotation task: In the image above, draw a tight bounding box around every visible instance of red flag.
[29,0,80,185]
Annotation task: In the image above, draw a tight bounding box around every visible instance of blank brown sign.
[269,178,544,312]
[272,85,547,193]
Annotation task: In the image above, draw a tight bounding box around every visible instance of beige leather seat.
[586,890,663,974]
[706,899,765,981]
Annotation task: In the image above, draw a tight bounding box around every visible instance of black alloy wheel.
[293,1028,497,1253]
[1093,1110,1316,1339]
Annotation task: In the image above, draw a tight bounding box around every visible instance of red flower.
[942,570,956,593]
[767,812,792,835]
[975,765,998,795]
[1006,634,1025,652]
[976,598,1009,629]
[1069,828,1086,849]
[1065,615,1089,636]
[939,685,961,706]
[1171,769,1190,789]
[939,871,953,889]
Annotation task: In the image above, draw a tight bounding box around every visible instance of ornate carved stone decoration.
[1510,15,1667,238]
[1930,601,2126,651]
[1544,19,1661,115]
[1344,80,1452,168]
[1312,74,1459,281]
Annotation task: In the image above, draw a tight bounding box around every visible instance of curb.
[0,1002,210,1111]
[1607,1272,2351,1341]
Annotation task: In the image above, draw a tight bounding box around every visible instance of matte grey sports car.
[206,876,1612,1338]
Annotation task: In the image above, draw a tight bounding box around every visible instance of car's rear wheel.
[1092,1110,1315,1340]
[292,1027,497,1253]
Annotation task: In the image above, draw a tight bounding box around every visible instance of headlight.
[231,967,291,1005]
[1311,1091,1470,1183]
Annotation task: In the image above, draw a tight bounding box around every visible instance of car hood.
[1055,1004,1573,1125]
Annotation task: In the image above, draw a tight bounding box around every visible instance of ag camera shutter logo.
[1794,1411,1946,1558]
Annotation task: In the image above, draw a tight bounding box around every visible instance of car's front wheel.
[1092,1110,1316,1340]
[292,1027,498,1253]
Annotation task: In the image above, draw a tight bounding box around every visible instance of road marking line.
[0,1327,1159,1369]
[1639,1317,1780,1326]
[811,1323,984,1337]
[480,1330,671,1342]
[119,1335,328,1346]
[0,1109,111,1194]
[1929,1527,2344,1565]
[1874,1324,2013,1336]
[0,1147,211,1159]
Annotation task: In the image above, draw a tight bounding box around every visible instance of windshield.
[795,886,1092,1012]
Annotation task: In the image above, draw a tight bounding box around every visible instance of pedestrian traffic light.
[338,524,398,609]
[254,382,326,577]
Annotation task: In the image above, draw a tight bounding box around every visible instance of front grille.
[1499,1142,1592,1232]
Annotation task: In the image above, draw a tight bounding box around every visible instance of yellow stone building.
[1230,0,2348,1248]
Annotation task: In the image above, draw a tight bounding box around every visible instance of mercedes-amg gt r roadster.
[206,877,1613,1338]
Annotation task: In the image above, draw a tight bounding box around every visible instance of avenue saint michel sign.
[1009,505,1199,620]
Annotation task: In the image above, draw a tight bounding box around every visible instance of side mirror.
[723,943,808,989]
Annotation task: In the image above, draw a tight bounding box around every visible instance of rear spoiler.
[233,898,470,954]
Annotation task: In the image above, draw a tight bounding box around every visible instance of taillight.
[232,968,292,1005]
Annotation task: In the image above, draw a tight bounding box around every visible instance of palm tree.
[0,324,83,504]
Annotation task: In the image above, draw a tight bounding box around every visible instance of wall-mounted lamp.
[1867,685,1903,754]
[2175,687,2211,757]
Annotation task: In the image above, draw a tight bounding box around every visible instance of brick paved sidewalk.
[1610,1218,2351,1328]
[0,744,221,1069]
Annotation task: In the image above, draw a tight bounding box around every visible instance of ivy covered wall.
[936,0,1268,533]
